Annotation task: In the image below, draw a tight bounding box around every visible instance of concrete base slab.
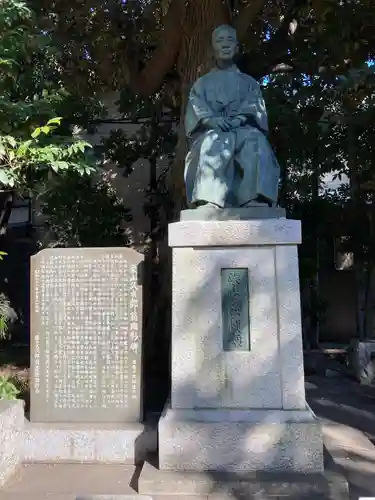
[138,461,349,499]
[159,408,324,472]
[23,422,156,464]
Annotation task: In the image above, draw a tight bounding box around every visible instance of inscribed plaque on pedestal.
[221,268,250,352]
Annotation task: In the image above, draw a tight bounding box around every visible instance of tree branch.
[124,0,187,97]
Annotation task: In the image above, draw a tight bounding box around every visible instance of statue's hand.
[202,117,232,132]
[230,116,247,129]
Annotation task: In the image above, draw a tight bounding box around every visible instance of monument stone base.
[23,422,157,464]
[159,406,323,472]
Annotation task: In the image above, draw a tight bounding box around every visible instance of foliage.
[0,0,97,196]
[40,171,132,248]
[0,375,20,400]
[0,294,11,341]
[0,251,16,341]
[0,117,95,190]
[101,91,178,239]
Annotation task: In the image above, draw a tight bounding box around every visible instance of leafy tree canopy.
[0,0,99,197]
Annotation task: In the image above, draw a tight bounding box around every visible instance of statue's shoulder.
[192,71,215,88]
[237,71,261,88]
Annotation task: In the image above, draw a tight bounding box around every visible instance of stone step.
[138,461,349,499]
[0,460,350,499]
[0,464,138,497]
[0,496,153,500]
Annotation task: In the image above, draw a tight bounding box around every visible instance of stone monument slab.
[30,248,144,423]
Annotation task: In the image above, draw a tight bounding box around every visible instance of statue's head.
[212,25,238,62]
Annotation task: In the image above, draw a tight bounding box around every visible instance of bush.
[0,376,20,400]
[0,252,17,341]
[0,294,17,341]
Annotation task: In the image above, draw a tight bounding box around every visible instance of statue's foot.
[241,196,272,208]
[241,201,267,207]
[194,201,223,210]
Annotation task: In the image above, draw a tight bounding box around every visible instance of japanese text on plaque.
[221,268,250,352]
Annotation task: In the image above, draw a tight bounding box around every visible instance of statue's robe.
[184,66,280,208]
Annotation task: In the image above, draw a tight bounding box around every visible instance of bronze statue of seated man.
[184,24,280,209]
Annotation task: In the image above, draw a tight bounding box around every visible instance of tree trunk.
[0,191,14,236]
[347,121,364,339]
[168,0,230,216]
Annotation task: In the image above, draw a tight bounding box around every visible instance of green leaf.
[0,58,17,67]
[31,128,41,139]
[0,376,20,400]
[0,252,8,260]
[0,169,15,187]
[41,126,51,135]
[52,161,69,170]
[67,144,77,155]
[46,117,63,126]
[4,136,17,148]
[84,165,96,174]
[17,140,32,155]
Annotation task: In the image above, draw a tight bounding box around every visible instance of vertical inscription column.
[30,248,144,423]
[33,268,41,395]
[129,264,140,403]
[221,268,250,352]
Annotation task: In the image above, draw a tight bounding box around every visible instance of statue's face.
[212,27,238,61]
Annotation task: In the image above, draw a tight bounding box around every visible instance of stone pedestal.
[159,217,324,472]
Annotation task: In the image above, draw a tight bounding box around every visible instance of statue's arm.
[185,83,217,136]
[189,85,215,121]
[238,83,269,133]
[186,84,234,133]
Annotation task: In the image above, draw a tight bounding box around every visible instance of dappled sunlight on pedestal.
[159,218,323,472]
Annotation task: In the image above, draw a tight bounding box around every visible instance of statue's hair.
[212,24,237,41]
